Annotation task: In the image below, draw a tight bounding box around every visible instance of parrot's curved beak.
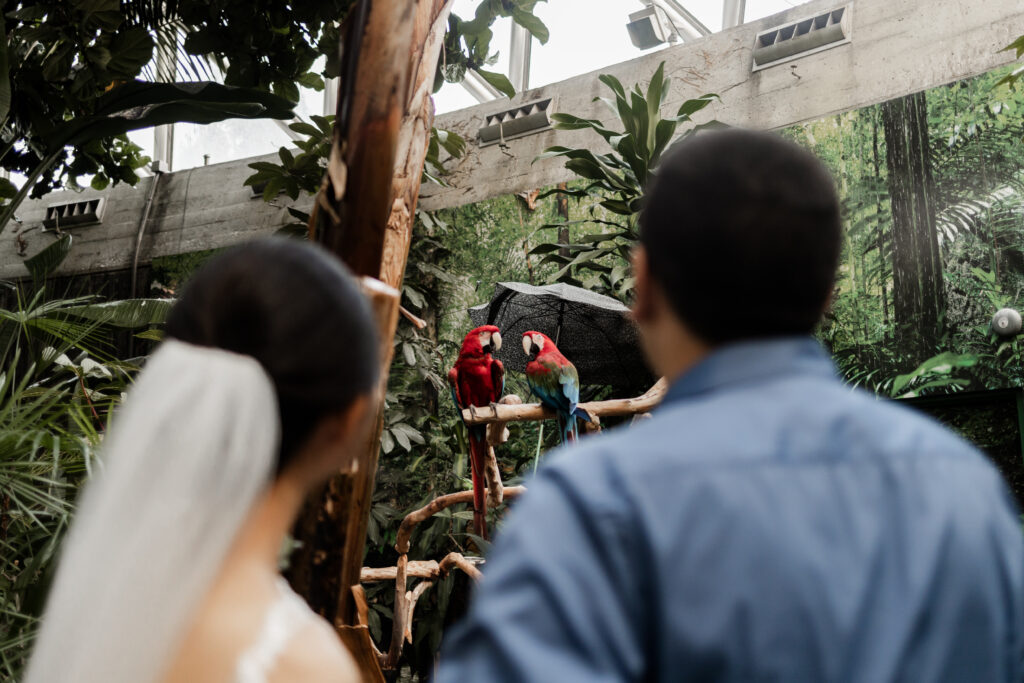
[491,331,502,351]
[522,335,532,356]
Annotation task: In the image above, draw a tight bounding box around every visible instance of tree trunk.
[286,0,455,632]
[872,107,890,337]
[881,91,944,360]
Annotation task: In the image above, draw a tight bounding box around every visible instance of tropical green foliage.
[787,67,1024,395]
[531,62,717,300]
[244,114,467,211]
[439,0,550,98]
[1,0,549,236]
[998,33,1024,87]
[0,236,169,678]
[1,0,328,232]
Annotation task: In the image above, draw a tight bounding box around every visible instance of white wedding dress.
[234,579,323,683]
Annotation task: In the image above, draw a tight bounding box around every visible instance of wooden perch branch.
[360,560,440,583]
[384,551,483,668]
[484,446,503,508]
[361,556,485,584]
[395,486,527,554]
[462,378,669,426]
[438,551,483,581]
[399,305,427,329]
[402,579,435,644]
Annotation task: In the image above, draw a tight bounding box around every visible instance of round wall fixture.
[992,308,1022,337]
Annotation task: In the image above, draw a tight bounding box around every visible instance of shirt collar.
[661,336,837,407]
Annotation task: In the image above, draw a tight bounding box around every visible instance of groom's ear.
[631,246,655,325]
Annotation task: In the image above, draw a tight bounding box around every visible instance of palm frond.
[120,1,223,83]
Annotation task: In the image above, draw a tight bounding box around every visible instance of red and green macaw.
[448,325,504,539]
[522,331,592,444]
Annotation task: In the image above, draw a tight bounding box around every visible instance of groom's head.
[631,129,841,377]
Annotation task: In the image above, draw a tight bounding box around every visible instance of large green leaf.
[0,177,16,201]
[672,93,719,121]
[41,81,296,153]
[24,235,73,282]
[63,298,173,328]
[646,62,668,125]
[549,113,619,142]
[597,73,626,101]
[477,69,516,99]
[75,0,123,31]
[511,7,549,44]
[1002,35,1024,58]
[890,352,979,397]
[106,27,155,78]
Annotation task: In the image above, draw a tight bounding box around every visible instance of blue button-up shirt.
[435,337,1024,682]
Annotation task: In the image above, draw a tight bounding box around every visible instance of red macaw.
[522,331,592,444]
[448,325,504,539]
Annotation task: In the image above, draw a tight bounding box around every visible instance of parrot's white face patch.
[479,330,500,352]
[523,333,544,356]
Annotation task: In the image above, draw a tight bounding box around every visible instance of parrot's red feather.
[450,325,504,538]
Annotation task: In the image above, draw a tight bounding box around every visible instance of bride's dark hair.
[165,238,379,472]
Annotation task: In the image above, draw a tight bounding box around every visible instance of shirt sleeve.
[434,453,648,682]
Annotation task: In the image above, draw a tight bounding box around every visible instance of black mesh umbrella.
[469,282,654,393]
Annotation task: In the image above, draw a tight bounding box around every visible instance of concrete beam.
[0,155,310,281]
[419,0,1024,211]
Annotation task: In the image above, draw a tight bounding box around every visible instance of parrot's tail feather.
[572,405,593,423]
[468,433,489,540]
[558,413,576,444]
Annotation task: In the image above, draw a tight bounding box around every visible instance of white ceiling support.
[722,0,747,29]
[460,69,504,103]
[509,22,533,92]
[152,28,177,172]
[323,77,340,117]
[274,119,306,142]
[651,0,712,37]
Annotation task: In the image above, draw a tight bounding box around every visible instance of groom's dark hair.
[640,129,841,344]
[165,238,379,473]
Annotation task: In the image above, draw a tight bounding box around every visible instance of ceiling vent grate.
[752,5,851,71]
[478,98,552,147]
[43,198,106,229]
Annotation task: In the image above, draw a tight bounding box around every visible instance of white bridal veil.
[24,340,281,683]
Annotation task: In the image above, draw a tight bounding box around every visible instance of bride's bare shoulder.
[268,617,360,683]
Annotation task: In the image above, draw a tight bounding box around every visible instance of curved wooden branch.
[384,554,409,668]
[360,560,440,583]
[402,580,435,644]
[399,305,427,329]
[383,551,484,669]
[484,446,504,508]
[462,378,668,426]
[438,552,483,581]
[395,486,527,554]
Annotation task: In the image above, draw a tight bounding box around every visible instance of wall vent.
[478,98,552,147]
[752,5,851,70]
[43,198,105,229]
